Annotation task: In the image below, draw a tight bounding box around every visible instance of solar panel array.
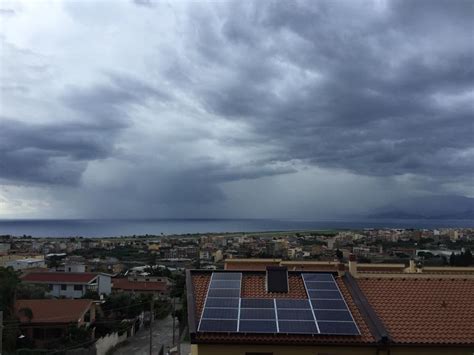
[198,272,242,332]
[302,273,360,335]
[198,272,360,336]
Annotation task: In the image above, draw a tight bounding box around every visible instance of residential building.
[5,257,46,270]
[15,299,96,347]
[187,260,474,355]
[21,272,111,298]
[112,276,171,298]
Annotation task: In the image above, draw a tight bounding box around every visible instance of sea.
[0,218,472,238]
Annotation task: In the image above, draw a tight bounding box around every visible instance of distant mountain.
[368,195,474,220]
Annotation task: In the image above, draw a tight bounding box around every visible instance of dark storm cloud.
[2,0,473,218]
[171,0,474,184]
[0,73,169,185]
[0,119,108,185]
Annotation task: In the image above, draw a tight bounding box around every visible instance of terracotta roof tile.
[21,272,98,284]
[112,278,169,292]
[15,299,93,323]
[357,278,474,345]
[241,274,307,299]
[226,262,277,271]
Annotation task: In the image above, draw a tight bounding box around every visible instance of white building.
[5,258,46,270]
[21,272,111,298]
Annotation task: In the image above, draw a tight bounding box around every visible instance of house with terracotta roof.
[21,271,111,298]
[14,299,96,347]
[112,276,172,298]
[187,260,474,355]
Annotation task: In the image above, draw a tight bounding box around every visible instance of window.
[48,284,53,291]
[61,284,67,291]
[74,285,83,291]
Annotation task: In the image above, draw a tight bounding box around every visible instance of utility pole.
[172,298,176,346]
[149,300,153,355]
[0,311,3,355]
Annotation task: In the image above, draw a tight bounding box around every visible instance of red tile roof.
[189,270,474,346]
[240,273,307,299]
[225,261,281,271]
[358,278,474,345]
[112,278,169,292]
[21,272,98,284]
[15,299,93,323]
[190,272,374,345]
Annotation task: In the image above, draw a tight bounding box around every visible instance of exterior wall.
[65,263,86,273]
[193,344,474,355]
[5,258,46,270]
[48,283,86,298]
[0,254,43,267]
[193,344,375,355]
[98,274,112,295]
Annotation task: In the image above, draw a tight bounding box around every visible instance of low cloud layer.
[0,0,473,218]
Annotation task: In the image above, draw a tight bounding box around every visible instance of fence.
[94,332,128,355]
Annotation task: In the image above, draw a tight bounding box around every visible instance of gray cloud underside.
[0,73,168,185]
[171,0,474,180]
[1,0,473,214]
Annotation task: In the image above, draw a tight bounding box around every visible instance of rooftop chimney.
[266,266,288,293]
[348,254,358,277]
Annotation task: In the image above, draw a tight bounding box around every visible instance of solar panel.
[311,299,347,310]
[318,321,360,335]
[302,273,360,336]
[239,320,277,333]
[212,272,242,280]
[199,319,238,332]
[277,309,315,321]
[301,273,334,282]
[305,281,339,290]
[314,310,353,322]
[240,308,276,320]
[266,266,289,293]
[240,298,274,308]
[308,290,342,300]
[198,272,242,333]
[198,272,360,336]
[205,297,240,308]
[203,308,239,319]
[275,299,311,309]
[278,320,318,334]
[209,280,241,289]
[208,288,241,298]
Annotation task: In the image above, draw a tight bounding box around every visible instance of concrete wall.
[5,258,46,270]
[192,344,474,355]
[65,263,86,273]
[95,331,128,355]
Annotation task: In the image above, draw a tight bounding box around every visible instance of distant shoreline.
[0,218,472,238]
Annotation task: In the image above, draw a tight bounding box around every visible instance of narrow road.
[113,315,176,355]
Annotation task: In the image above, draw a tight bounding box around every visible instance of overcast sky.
[0,0,473,219]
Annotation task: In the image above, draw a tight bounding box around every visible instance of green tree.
[0,267,21,352]
[15,283,47,300]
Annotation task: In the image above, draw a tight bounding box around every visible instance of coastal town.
[0,228,473,354]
